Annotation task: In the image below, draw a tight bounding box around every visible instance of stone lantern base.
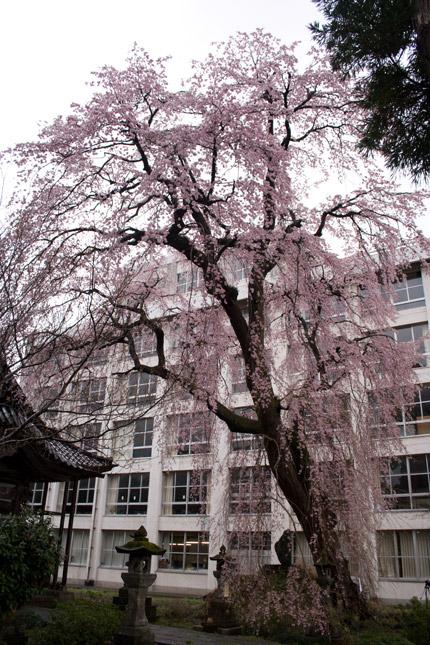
[195,597,241,636]
[113,625,154,645]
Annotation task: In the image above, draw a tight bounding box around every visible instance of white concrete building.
[31,260,430,603]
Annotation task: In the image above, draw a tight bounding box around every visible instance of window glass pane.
[66,478,95,514]
[410,474,429,494]
[381,454,430,511]
[133,418,153,458]
[100,530,128,567]
[106,473,150,515]
[396,327,413,343]
[409,455,428,473]
[161,532,209,571]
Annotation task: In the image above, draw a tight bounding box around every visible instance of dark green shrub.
[0,508,60,616]
[275,632,329,644]
[27,599,123,645]
[353,635,414,645]
[401,597,430,645]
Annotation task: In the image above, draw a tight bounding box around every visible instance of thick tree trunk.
[412,0,430,79]
[261,405,367,614]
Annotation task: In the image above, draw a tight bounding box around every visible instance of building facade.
[31,260,430,603]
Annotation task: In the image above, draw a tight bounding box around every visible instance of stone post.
[113,526,164,645]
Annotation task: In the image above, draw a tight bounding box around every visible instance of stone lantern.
[195,544,241,636]
[113,526,165,645]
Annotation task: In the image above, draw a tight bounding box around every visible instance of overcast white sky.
[0,0,322,150]
[0,0,428,233]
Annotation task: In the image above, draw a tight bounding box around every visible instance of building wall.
[34,261,430,603]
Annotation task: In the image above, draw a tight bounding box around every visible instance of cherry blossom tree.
[4,31,430,613]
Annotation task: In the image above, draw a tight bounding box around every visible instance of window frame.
[392,323,429,367]
[162,470,210,515]
[64,478,96,515]
[160,531,209,572]
[106,472,150,515]
[100,530,129,568]
[78,378,106,412]
[228,531,271,572]
[81,422,102,452]
[176,268,203,294]
[229,466,271,514]
[378,529,430,580]
[132,417,154,458]
[381,453,430,510]
[396,386,430,437]
[393,271,425,311]
[30,482,45,508]
[127,372,157,406]
[133,331,157,357]
[232,355,248,394]
[168,412,211,455]
[57,529,90,566]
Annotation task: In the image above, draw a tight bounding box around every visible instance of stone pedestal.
[112,526,165,645]
[195,544,241,636]
[113,572,156,645]
[113,588,158,622]
[195,597,241,635]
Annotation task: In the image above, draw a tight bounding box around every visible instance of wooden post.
[52,480,69,589]
[62,478,78,589]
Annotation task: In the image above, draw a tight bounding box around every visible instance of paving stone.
[151,624,278,644]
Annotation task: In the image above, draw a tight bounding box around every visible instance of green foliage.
[0,508,60,616]
[310,0,430,180]
[27,599,122,645]
[400,597,430,645]
[155,596,204,628]
[275,632,329,644]
[352,635,413,645]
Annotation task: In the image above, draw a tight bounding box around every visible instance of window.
[132,418,153,458]
[63,478,96,515]
[229,467,271,514]
[30,482,45,508]
[396,386,430,436]
[162,470,209,515]
[161,531,209,571]
[106,473,150,515]
[232,355,248,393]
[128,372,157,405]
[293,533,314,568]
[81,422,102,452]
[176,268,203,293]
[301,394,351,443]
[378,530,430,579]
[89,346,109,366]
[229,531,271,572]
[57,529,89,565]
[233,261,250,282]
[231,407,262,451]
[393,323,428,367]
[133,331,157,357]
[381,454,430,510]
[100,530,129,567]
[394,271,425,311]
[231,432,262,451]
[39,386,59,418]
[78,379,106,412]
[330,297,346,321]
[168,413,210,455]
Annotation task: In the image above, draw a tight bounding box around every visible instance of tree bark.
[412,0,430,79]
[260,401,366,614]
